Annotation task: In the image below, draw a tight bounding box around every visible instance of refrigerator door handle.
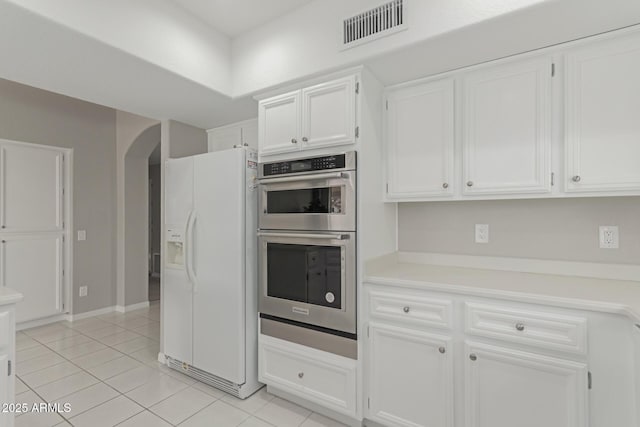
[186,211,198,292]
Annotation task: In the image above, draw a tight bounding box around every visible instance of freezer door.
[163,157,194,364]
[192,149,246,384]
[165,157,193,226]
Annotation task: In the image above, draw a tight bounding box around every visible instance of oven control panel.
[261,153,353,177]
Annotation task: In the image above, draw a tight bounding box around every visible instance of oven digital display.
[290,161,311,172]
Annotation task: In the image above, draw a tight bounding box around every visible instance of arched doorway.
[124,124,161,307]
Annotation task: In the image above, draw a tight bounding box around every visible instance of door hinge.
[355,82,360,94]
[551,63,556,77]
[367,325,370,338]
[385,100,389,110]
[588,371,592,389]
[7,360,11,376]
[355,126,359,138]
[551,172,555,186]
[367,397,370,409]
[386,183,389,193]
[62,269,65,277]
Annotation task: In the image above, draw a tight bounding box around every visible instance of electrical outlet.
[77,230,86,241]
[79,286,88,297]
[475,224,489,244]
[599,226,619,249]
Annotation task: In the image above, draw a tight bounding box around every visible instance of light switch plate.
[77,230,86,241]
[475,224,489,244]
[79,286,88,297]
[599,226,619,249]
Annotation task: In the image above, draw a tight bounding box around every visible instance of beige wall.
[0,78,116,314]
[398,197,640,265]
[168,120,207,159]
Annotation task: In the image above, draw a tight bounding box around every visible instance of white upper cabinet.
[258,90,301,156]
[258,75,358,157]
[385,78,455,200]
[462,57,552,195]
[301,76,356,149]
[208,118,258,152]
[565,33,640,193]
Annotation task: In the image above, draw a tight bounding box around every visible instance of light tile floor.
[14,303,346,427]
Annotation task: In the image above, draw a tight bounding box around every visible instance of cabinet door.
[207,125,241,152]
[462,57,552,195]
[259,91,300,156]
[464,342,588,427]
[368,323,454,427]
[386,79,455,199]
[301,76,356,149]
[565,33,640,192]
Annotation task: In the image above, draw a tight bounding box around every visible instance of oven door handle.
[257,232,350,240]
[259,172,350,184]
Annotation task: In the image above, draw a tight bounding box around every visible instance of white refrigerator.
[163,147,261,399]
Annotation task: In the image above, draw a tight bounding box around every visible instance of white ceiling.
[173,0,313,37]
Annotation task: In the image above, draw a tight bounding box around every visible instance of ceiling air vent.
[342,0,407,49]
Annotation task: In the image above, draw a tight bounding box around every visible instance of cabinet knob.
[469,353,477,361]
[1,225,5,229]
[442,182,449,189]
[572,175,581,183]
[302,137,308,142]
[291,138,298,144]
[466,181,474,187]
[439,347,446,354]
[403,306,410,313]
[298,372,304,379]
[515,323,525,331]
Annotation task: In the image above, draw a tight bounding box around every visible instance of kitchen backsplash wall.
[398,197,640,265]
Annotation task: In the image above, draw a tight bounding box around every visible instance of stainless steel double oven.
[258,152,357,358]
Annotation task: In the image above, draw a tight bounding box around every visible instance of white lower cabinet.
[363,284,598,427]
[367,323,453,427]
[464,341,588,427]
[0,305,17,427]
[258,334,357,417]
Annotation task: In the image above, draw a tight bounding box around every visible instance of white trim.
[17,314,68,331]
[157,352,165,364]
[115,301,150,313]
[66,305,116,322]
[397,251,640,282]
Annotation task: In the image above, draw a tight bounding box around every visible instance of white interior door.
[0,141,65,323]
[192,149,245,383]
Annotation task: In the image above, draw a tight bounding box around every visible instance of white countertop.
[365,253,640,322]
[0,287,23,306]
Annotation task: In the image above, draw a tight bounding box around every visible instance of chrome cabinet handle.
[572,175,581,182]
[466,181,474,187]
[442,183,449,189]
[302,137,308,142]
[469,353,477,361]
[403,306,410,313]
[298,372,304,379]
[515,323,525,331]
[291,138,298,144]
[439,347,446,354]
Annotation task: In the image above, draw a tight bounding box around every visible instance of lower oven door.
[258,230,356,335]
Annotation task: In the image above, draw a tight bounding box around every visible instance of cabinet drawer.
[259,335,357,416]
[367,288,453,330]
[0,310,10,349]
[465,303,587,354]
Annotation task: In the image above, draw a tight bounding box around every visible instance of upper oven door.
[259,171,356,231]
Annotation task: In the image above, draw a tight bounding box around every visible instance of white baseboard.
[66,306,116,322]
[115,301,150,313]
[157,352,166,364]
[17,314,68,331]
